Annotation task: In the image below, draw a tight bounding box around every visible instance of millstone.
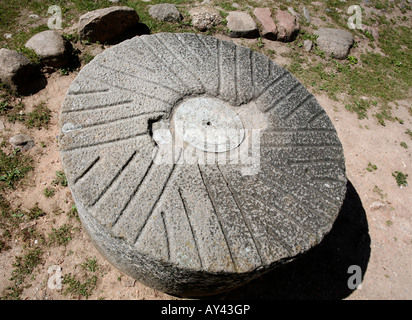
[59,33,347,297]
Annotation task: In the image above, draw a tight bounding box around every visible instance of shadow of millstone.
[209,180,370,300]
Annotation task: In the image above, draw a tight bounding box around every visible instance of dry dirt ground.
[0,1,411,301]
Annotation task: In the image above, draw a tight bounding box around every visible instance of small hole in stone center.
[206,121,212,126]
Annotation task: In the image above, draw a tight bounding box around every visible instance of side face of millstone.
[58,33,347,297]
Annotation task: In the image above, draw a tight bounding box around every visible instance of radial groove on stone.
[59,33,347,297]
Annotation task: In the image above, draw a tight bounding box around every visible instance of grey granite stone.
[0,48,39,94]
[314,28,354,59]
[78,6,139,43]
[226,11,259,38]
[59,33,347,297]
[9,134,34,151]
[25,30,73,68]
[149,3,182,22]
[189,6,222,31]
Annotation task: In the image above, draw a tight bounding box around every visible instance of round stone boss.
[58,33,347,297]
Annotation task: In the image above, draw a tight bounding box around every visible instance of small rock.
[78,6,140,42]
[303,39,313,52]
[9,134,35,151]
[0,120,4,131]
[253,8,277,40]
[370,201,385,211]
[275,10,300,42]
[25,30,73,68]
[189,7,222,31]
[0,48,39,94]
[4,33,12,39]
[149,3,182,22]
[227,11,259,38]
[314,28,354,59]
[303,7,311,23]
[29,14,40,19]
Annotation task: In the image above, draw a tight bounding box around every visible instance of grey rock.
[0,48,38,94]
[303,39,313,51]
[227,11,259,38]
[148,3,182,22]
[25,30,73,68]
[78,6,139,42]
[275,10,300,42]
[189,7,222,31]
[314,28,354,59]
[9,134,34,151]
[59,33,346,297]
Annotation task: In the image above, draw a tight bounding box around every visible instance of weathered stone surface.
[275,10,300,42]
[59,33,347,297]
[0,48,38,94]
[253,8,277,40]
[78,6,139,42]
[314,28,354,59]
[9,134,34,151]
[189,6,222,31]
[227,11,259,38]
[25,30,73,68]
[148,3,182,22]
[303,39,313,52]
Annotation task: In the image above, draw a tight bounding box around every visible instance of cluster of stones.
[148,3,354,60]
[0,4,358,94]
[0,6,140,95]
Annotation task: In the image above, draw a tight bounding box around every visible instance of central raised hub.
[173,97,245,153]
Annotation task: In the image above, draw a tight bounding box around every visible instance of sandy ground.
[0,10,411,300]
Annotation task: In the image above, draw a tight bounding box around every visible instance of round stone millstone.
[59,33,347,297]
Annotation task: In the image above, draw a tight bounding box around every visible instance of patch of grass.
[345,100,370,119]
[81,257,98,273]
[51,171,67,187]
[392,171,408,187]
[81,53,94,65]
[406,129,412,140]
[67,204,80,221]
[48,224,72,246]
[62,273,98,299]
[373,185,386,199]
[24,102,52,130]
[366,162,377,172]
[400,142,408,149]
[0,149,33,190]
[43,187,55,198]
[1,247,43,299]
[26,203,46,220]
[214,0,238,11]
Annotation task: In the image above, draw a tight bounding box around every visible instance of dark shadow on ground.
[213,180,371,300]
[105,23,151,45]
